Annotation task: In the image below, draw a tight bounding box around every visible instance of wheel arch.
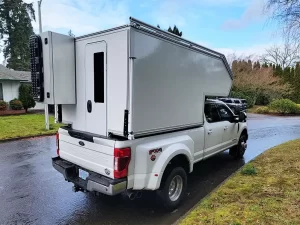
[158,153,191,190]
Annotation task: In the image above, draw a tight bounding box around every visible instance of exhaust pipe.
[127,191,137,200]
[136,191,142,199]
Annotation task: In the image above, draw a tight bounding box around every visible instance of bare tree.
[265,0,300,42]
[234,67,291,104]
[260,40,300,69]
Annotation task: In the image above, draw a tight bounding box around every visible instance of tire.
[229,135,247,159]
[157,167,187,210]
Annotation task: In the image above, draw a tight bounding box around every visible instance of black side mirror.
[232,115,239,123]
[239,111,247,122]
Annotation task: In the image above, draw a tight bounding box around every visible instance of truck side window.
[217,104,233,122]
[94,52,104,103]
[204,104,221,123]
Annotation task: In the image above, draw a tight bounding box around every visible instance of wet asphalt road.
[1,114,300,225]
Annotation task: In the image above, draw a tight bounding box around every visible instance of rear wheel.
[230,135,247,159]
[157,167,187,210]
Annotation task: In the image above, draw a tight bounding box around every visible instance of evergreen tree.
[0,0,35,70]
[156,24,183,37]
[291,67,295,77]
[272,64,276,70]
[19,83,35,113]
[274,64,283,76]
[253,61,261,70]
[283,67,291,82]
[232,60,238,75]
[247,60,252,71]
[271,64,276,75]
[292,63,300,103]
[262,62,269,68]
[68,29,75,37]
[167,25,183,37]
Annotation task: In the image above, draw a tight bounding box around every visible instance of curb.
[0,133,56,143]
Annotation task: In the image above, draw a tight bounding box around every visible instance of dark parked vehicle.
[240,99,248,111]
[218,98,246,114]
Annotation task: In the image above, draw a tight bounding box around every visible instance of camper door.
[85,41,107,136]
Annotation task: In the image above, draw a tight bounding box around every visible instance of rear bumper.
[52,157,127,196]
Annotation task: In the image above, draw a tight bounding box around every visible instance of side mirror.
[239,111,247,122]
[233,115,239,123]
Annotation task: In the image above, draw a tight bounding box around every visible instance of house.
[0,64,44,110]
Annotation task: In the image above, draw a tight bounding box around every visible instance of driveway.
[0,114,300,225]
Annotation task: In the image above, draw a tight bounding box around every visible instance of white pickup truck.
[29,17,248,209]
[52,99,247,209]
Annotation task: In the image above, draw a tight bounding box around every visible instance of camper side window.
[94,52,104,103]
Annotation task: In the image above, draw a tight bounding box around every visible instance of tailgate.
[58,128,116,179]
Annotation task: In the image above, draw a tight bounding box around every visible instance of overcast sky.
[3,0,282,64]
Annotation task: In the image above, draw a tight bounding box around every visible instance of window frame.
[204,103,222,123]
[216,103,234,122]
[0,83,3,100]
[93,52,105,103]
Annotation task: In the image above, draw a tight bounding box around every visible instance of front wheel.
[229,135,247,159]
[157,167,187,210]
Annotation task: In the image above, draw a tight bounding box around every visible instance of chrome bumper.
[52,157,127,196]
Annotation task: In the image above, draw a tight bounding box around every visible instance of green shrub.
[0,100,8,111]
[256,93,271,105]
[268,99,299,114]
[9,98,23,110]
[255,106,269,114]
[19,84,36,113]
[241,164,257,176]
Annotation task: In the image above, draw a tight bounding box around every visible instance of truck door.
[85,41,107,136]
[216,104,239,148]
[204,103,225,158]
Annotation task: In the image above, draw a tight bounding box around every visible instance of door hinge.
[123,110,129,137]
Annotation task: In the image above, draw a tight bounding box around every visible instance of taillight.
[114,147,131,179]
[56,132,60,156]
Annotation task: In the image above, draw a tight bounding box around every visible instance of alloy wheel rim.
[168,175,183,202]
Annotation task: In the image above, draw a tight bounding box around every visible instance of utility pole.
[38,0,49,130]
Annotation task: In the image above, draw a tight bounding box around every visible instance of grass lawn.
[0,114,61,141]
[179,140,300,225]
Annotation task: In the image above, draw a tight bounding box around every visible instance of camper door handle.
[87,100,92,113]
[208,130,213,134]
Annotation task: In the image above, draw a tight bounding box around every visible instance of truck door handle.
[208,130,213,134]
[87,100,92,113]
[224,126,228,130]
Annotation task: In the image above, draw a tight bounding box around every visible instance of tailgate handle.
[87,100,92,113]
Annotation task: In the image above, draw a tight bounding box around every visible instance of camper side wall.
[129,28,232,136]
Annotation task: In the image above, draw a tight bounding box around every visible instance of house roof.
[0,64,31,81]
